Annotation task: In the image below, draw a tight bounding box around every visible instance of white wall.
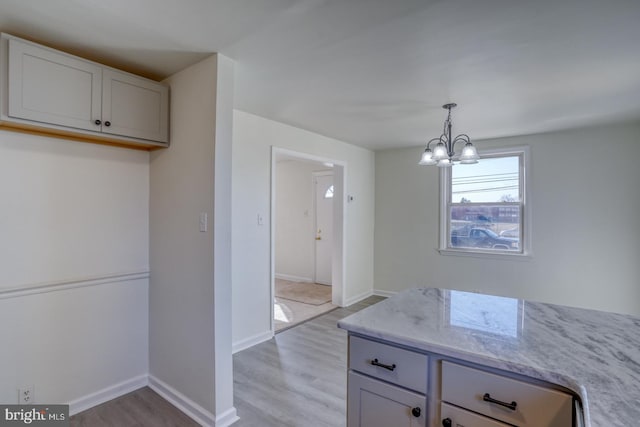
[0,133,149,287]
[211,54,235,422]
[232,110,375,349]
[149,54,236,426]
[275,160,330,282]
[0,131,149,408]
[374,121,640,316]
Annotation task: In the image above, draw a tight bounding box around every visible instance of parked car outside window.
[451,227,519,250]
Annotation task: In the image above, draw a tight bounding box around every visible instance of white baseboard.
[214,407,240,427]
[148,375,239,426]
[232,330,273,354]
[149,375,217,426]
[69,374,238,427]
[68,374,148,415]
[343,290,373,307]
[274,273,312,283]
[373,289,397,298]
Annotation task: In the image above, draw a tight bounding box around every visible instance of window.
[440,147,530,256]
[324,185,334,199]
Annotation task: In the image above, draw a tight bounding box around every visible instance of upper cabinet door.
[7,38,102,132]
[102,69,169,143]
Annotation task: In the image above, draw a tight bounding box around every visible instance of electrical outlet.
[18,385,34,404]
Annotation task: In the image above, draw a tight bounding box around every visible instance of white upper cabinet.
[8,38,103,132]
[1,34,169,149]
[102,69,168,143]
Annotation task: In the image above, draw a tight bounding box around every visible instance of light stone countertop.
[337,288,640,427]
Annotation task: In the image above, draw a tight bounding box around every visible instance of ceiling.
[1,0,639,150]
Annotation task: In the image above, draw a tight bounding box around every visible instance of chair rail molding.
[0,269,150,300]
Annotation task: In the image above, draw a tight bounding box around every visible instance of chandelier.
[418,103,479,167]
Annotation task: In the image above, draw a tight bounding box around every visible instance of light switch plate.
[199,213,208,232]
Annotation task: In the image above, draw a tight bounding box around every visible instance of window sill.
[437,248,533,261]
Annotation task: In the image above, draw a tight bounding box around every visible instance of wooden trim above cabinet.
[0,120,166,151]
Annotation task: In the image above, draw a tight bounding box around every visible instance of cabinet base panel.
[0,121,167,151]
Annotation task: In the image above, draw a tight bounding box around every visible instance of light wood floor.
[70,295,384,427]
[234,295,384,426]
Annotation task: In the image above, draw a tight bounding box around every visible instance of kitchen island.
[338,288,640,427]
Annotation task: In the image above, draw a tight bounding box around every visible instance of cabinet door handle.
[442,418,452,427]
[104,121,111,127]
[411,407,421,418]
[370,358,396,371]
[483,393,517,411]
[94,119,101,125]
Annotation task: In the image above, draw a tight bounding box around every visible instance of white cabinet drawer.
[349,336,428,394]
[441,361,573,427]
[440,402,511,427]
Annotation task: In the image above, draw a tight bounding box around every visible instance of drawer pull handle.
[370,358,396,371]
[483,393,517,411]
[442,418,452,427]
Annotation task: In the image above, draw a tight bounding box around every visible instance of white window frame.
[438,146,532,259]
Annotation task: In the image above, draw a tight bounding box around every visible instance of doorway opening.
[271,147,346,333]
